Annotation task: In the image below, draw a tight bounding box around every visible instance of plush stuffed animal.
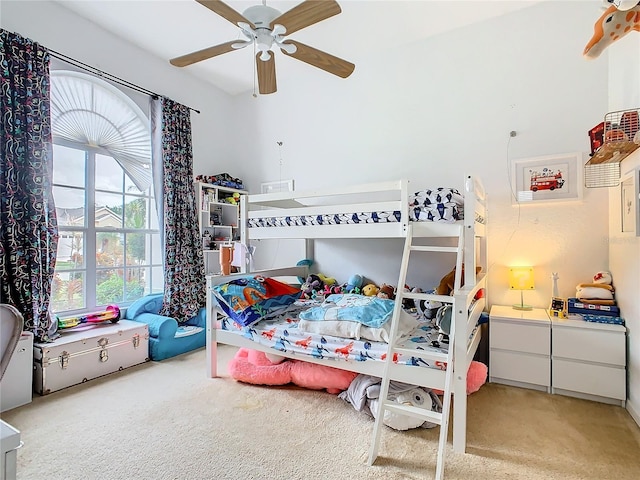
[369,386,442,430]
[377,284,396,300]
[436,265,482,296]
[228,348,358,394]
[362,284,379,296]
[301,274,324,299]
[339,374,443,430]
[433,360,488,396]
[317,273,337,286]
[345,274,363,294]
[593,271,613,285]
[584,3,640,60]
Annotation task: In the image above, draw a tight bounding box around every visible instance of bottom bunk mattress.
[217,301,451,369]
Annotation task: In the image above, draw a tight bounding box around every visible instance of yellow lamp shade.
[509,267,535,290]
[509,266,534,310]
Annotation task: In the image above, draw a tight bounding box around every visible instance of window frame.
[50,72,163,315]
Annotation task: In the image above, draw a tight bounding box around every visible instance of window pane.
[125,171,145,195]
[150,266,164,294]
[97,232,124,267]
[53,144,85,188]
[51,271,85,312]
[149,197,159,230]
[124,268,146,302]
[124,196,147,229]
[95,192,123,228]
[95,154,123,192]
[150,233,162,265]
[53,186,85,227]
[96,269,124,305]
[56,231,84,268]
[126,233,146,265]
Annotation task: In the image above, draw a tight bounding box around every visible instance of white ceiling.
[55,0,551,96]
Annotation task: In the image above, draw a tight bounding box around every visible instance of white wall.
[607,36,640,424]
[234,1,611,305]
[0,0,243,181]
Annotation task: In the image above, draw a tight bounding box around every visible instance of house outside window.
[50,71,163,314]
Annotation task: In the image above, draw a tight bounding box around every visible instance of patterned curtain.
[0,29,58,341]
[157,97,205,321]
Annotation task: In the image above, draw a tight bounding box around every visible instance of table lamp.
[509,266,535,311]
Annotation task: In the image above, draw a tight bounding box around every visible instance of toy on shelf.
[57,305,120,329]
[220,244,234,275]
[195,173,244,190]
[549,272,566,319]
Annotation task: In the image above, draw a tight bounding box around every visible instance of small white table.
[489,305,551,392]
[552,316,626,407]
[1,420,20,480]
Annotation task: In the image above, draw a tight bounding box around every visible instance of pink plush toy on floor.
[228,348,358,394]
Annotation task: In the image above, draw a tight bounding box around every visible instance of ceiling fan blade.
[270,0,341,36]
[256,53,277,95]
[282,40,354,78]
[196,0,255,29]
[170,40,239,67]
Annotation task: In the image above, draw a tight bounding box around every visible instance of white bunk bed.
[205,176,487,478]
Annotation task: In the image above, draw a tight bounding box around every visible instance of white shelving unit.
[196,182,247,275]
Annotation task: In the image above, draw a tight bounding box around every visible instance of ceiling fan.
[170,0,355,95]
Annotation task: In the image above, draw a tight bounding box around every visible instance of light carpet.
[2,345,640,480]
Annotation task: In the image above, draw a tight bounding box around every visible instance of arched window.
[50,70,163,314]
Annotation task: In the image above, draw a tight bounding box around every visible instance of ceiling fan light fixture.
[172,1,354,95]
[242,4,281,28]
[259,50,272,62]
[278,42,296,55]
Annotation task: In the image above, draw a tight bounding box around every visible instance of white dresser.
[0,332,33,413]
[551,317,626,407]
[489,306,551,393]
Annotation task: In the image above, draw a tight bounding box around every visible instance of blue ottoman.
[124,294,206,361]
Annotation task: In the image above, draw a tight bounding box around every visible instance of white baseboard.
[627,398,640,428]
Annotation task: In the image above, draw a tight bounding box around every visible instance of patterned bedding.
[217,301,451,369]
[248,188,464,228]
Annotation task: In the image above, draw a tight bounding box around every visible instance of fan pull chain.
[277,141,284,188]
[252,41,258,98]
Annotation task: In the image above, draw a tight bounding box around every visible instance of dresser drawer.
[553,358,625,400]
[490,350,550,387]
[553,327,625,366]
[490,320,550,355]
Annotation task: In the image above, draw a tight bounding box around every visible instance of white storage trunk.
[33,320,149,395]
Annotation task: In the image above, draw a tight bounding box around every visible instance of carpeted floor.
[2,345,639,480]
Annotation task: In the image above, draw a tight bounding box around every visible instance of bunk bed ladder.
[368,223,463,480]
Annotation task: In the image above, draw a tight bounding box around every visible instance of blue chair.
[124,294,206,361]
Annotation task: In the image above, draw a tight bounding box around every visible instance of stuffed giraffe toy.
[584,2,640,59]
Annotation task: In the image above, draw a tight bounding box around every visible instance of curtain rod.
[48,49,201,114]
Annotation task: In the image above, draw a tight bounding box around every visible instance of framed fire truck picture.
[511,152,583,204]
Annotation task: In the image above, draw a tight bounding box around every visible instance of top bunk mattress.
[248,187,465,228]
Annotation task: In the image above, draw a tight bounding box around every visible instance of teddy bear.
[376,283,396,300]
[228,348,358,394]
[436,265,482,296]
